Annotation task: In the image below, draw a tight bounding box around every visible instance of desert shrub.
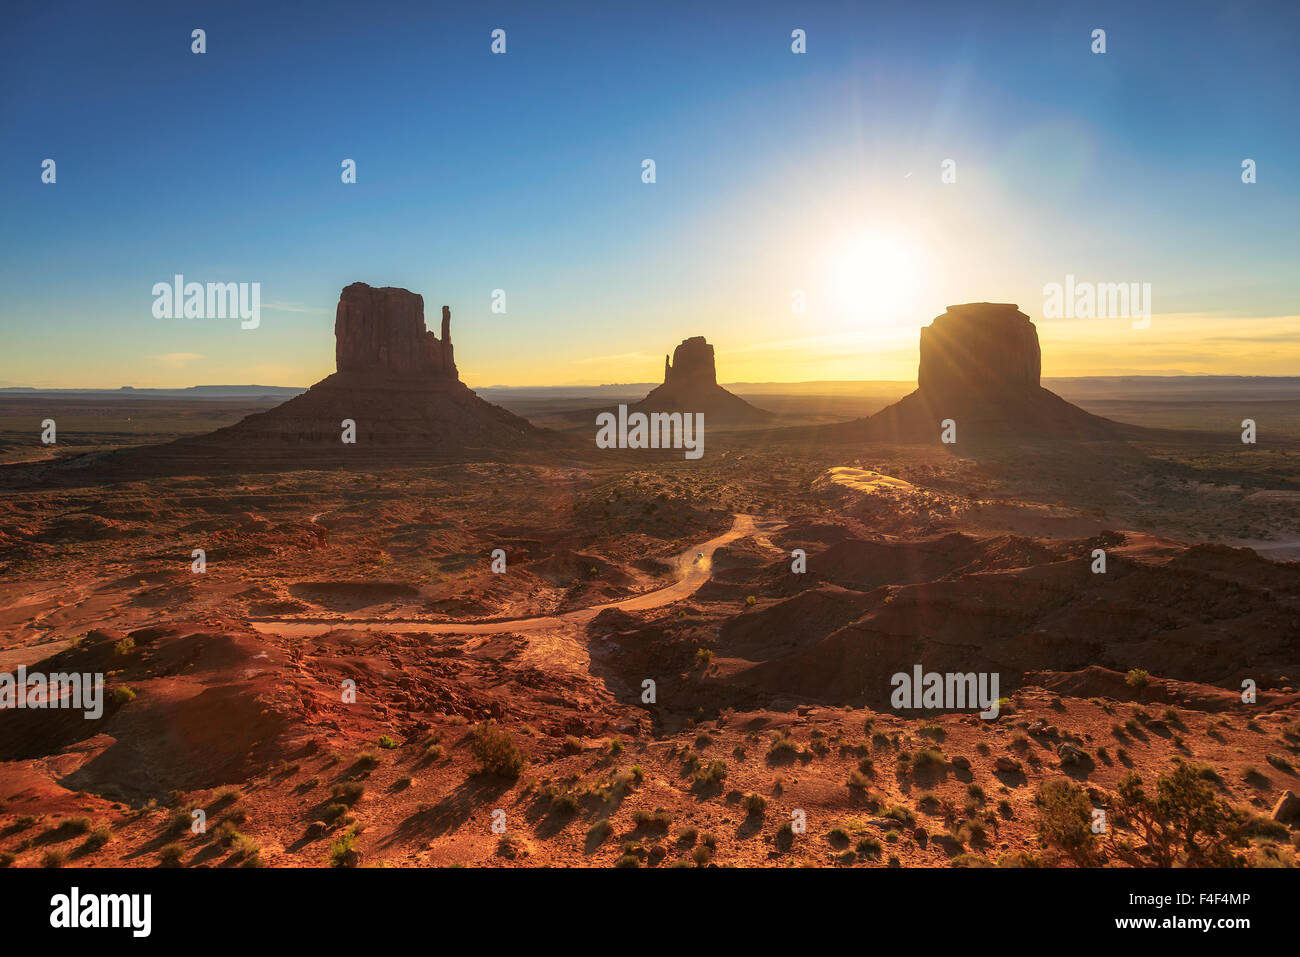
[549,792,578,816]
[693,760,728,790]
[81,825,112,852]
[470,723,525,778]
[1110,763,1247,867]
[856,836,882,858]
[767,733,800,762]
[327,827,359,867]
[377,734,399,749]
[113,637,135,656]
[742,793,767,817]
[632,808,672,831]
[332,782,365,805]
[997,851,1043,867]
[1125,668,1150,689]
[587,819,614,842]
[46,816,92,840]
[165,808,192,835]
[321,803,350,826]
[40,849,67,868]
[158,843,185,867]
[883,804,916,827]
[226,832,258,861]
[914,748,945,769]
[1034,778,1097,865]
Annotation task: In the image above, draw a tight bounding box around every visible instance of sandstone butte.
[631,336,773,425]
[856,302,1128,442]
[92,283,560,471]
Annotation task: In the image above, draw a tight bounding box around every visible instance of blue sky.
[1,0,1297,387]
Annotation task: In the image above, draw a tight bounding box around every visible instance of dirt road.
[249,513,757,638]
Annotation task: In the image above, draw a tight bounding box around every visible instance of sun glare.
[826,231,923,325]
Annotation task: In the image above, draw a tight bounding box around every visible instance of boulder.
[1057,743,1089,765]
[1271,789,1300,823]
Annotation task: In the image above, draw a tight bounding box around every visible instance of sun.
[826,230,924,325]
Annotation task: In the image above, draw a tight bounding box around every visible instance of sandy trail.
[250,514,756,639]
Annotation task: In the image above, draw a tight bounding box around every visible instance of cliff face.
[917,303,1040,397]
[334,283,456,379]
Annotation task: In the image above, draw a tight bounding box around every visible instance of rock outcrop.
[662,337,718,390]
[117,283,562,467]
[917,303,1040,397]
[632,337,772,426]
[843,303,1126,443]
[334,283,456,378]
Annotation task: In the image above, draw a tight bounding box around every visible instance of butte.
[854,303,1130,443]
[631,336,773,426]
[90,283,563,474]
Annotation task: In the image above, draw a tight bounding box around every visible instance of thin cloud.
[262,301,326,314]
[149,352,204,368]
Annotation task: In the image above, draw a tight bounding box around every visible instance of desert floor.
[0,393,1298,868]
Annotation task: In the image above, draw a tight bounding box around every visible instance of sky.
[1,0,1297,388]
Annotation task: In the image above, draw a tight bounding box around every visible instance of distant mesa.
[861,303,1123,442]
[632,336,773,425]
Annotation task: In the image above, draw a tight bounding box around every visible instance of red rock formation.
[126,283,562,464]
[829,303,1127,443]
[633,336,772,425]
[917,303,1040,397]
[663,336,718,389]
[334,283,456,378]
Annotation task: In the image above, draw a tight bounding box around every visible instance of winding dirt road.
[249,514,757,638]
